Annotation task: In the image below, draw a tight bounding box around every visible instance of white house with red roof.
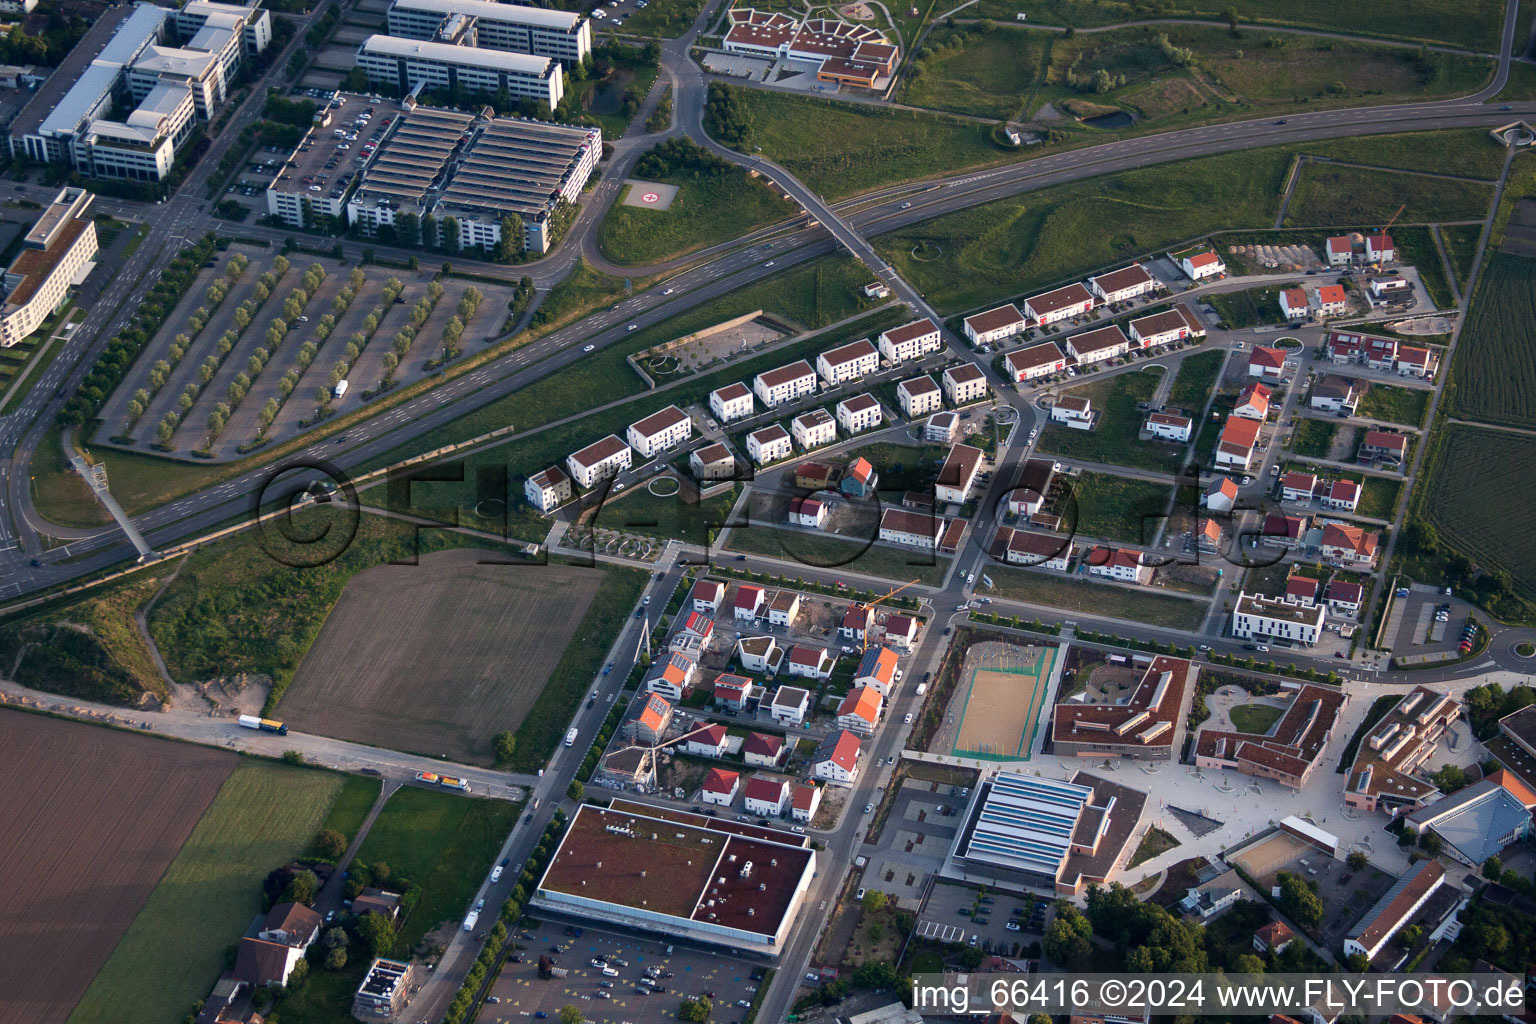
[1280,287,1310,321]
[1321,478,1361,512]
[1216,415,1262,470]
[1280,471,1317,503]
[743,731,787,768]
[1248,346,1288,379]
[836,685,883,734]
[1204,476,1239,512]
[682,611,714,644]
[1325,579,1364,616]
[839,604,873,641]
[1234,381,1271,421]
[700,767,740,806]
[734,584,767,622]
[743,775,791,817]
[813,729,862,785]
[883,614,919,650]
[786,643,835,680]
[1366,233,1394,263]
[1023,283,1094,326]
[709,382,755,423]
[963,304,1027,347]
[853,645,899,696]
[1178,248,1225,280]
[791,782,823,822]
[1315,284,1347,317]
[788,494,826,528]
[1326,235,1355,266]
[1322,523,1380,567]
[1084,546,1152,584]
[1005,340,1067,382]
[1359,429,1408,464]
[1285,574,1319,608]
[691,580,725,613]
[712,673,753,710]
[685,723,729,757]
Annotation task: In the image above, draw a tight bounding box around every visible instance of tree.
[287,957,309,990]
[354,911,396,957]
[325,945,348,970]
[282,869,320,906]
[852,960,897,989]
[496,215,525,262]
[1276,872,1322,927]
[1419,831,1443,856]
[493,730,517,766]
[1484,856,1504,880]
[567,779,584,801]
[1345,952,1369,973]
[558,1004,583,1024]
[1346,851,1369,872]
[1043,916,1091,969]
[679,997,711,1023]
[861,889,887,913]
[316,829,347,858]
[323,926,347,950]
[281,749,305,766]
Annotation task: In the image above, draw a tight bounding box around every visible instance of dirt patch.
[0,712,234,1024]
[274,549,600,763]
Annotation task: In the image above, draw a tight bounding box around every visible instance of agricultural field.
[1283,165,1494,227]
[275,549,601,763]
[0,714,234,1024]
[353,786,520,950]
[1062,470,1173,544]
[983,565,1207,629]
[1359,383,1430,428]
[876,147,1289,313]
[714,86,1006,199]
[1036,368,1186,473]
[1450,253,1536,429]
[68,759,345,1024]
[1421,424,1536,600]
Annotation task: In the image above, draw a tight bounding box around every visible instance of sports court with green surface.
[948,641,1057,760]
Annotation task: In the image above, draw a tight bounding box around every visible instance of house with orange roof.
[625,692,674,744]
[1321,523,1380,567]
[1216,414,1262,470]
[1249,345,1289,378]
[813,729,861,785]
[835,685,883,734]
[645,652,697,701]
[1234,381,1272,421]
[1315,283,1347,317]
[1279,287,1310,321]
[840,456,878,497]
[853,645,899,695]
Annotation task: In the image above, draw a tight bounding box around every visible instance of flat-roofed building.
[566,434,632,487]
[836,393,881,434]
[386,0,591,64]
[816,338,878,384]
[1023,282,1093,325]
[1194,683,1345,790]
[1088,263,1155,303]
[524,465,572,512]
[897,374,941,417]
[754,359,817,407]
[343,104,474,237]
[1053,655,1193,761]
[963,304,1026,347]
[878,317,941,362]
[710,382,754,423]
[691,442,736,482]
[1232,591,1325,646]
[357,35,564,109]
[935,443,984,505]
[626,405,691,458]
[1343,861,1444,962]
[1402,769,1536,867]
[1005,340,1066,383]
[353,958,417,1019]
[951,770,1148,895]
[791,408,836,451]
[878,507,945,549]
[747,424,791,465]
[1006,458,1055,517]
[943,362,989,406]
[722,9,898,85]
[0,187,97,348]
[1345,686,1460,814]
[1066,324,1131,365]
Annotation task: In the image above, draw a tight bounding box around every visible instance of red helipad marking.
[641,192,660,204]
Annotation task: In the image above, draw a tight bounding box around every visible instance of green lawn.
[615,0,706,36]
[67,760,346,1024]
[598,171,794,266]
[591,481,740,546]
[724,525,951,586]
[353,786,520,952]
[29,421,114,529]
[986,564,1207,629]
[715,86,1006,199]
[1228,702,1284,735]
[1394,225,1457,310]
[1167,349,1225,409]
[530,258,630,333]
[1283,165,1494,227]
[304,774,382,858]
[876,147,1289,313]
[1359,476,1403,521]
[1064,470,1174,544]
[901,24,1044,120]
[1441,223,1483,290]
[1359,383,1430,427]
[1290,418,1338,458]
[1302,130,1508,180]
[1205,284,1293,329]
[1127,825,1181,868]
[843,441,948,491]
[1037,369,1185,473]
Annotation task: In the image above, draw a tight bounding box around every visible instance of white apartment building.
[943,362,989,406]
[877,317,942,362]
[753,359,817,408]
[1128,304,1206,348]
[1066,324,1131,364]
[1088,263,1156,303]
[747,424,792,465]
[836,394,882,434]
[963,304,1027,347]
[625,405,692,458]
[878,507,945,548]
[1232,591,1326,646]
[0,187,98,348]
[897,375,942,417]
[524,465,571,512]
[386,0,592,65]
[709,382,754,423]
[815,338,879,385]
[565,434,632,488]
[935,443,984,505]
[1023,282,1093,325]
[792,408,837,451]
[357,36,564,109]
[690,443,736,482]
[1005,341,1066,383]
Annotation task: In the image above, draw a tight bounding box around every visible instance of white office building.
[357,36,564,109]
[386,0,591,66]
[1232,591,1326,646]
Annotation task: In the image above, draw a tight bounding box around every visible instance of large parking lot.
[480,919,765,1024]
[912,880,1046,957]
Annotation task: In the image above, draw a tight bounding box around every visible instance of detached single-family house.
[1310,376,1359,415]
[768,589,801,627]
[685,723,729,757]
[791,781,823,821]
[1322,523,1380,567]
[1204,476,1239,512]
[943,362,989,406]
[709,382,754,423]
[883,614,919,650]
[1325,235,1355,266]
[1089,262,1155,303]
[1315,284,1347,317]
[964,304,1027,347]
[743,775,791,817]
[1084,546,1152,585]
[898,374,943,417]
[792,408,837,451]
[1261,513,1308,549]
[692,580,725,613]
[837,393,882,434]
[736,635,783,674]
[691,442,736,482]
[234,938,307,989]
[935,443,985,504]
[260,903,322,949]
[712,673,753,710]
[1249,346,1288,379]
[1280,471,1317,503]
[786,643,835,680]
[1255,921,1296,954]
[1051,395,1096,429]
[841,456,878,497]
[770,684,811,726]
[1199,518,1224,554]
[1234,381,1272,421]
[646,652,697,701]
[836,685,883,734]
[1280,287,1310,321]
[1145,411,1192,442]
[1324,580,1364,616]
[1180,868,1245,919]
[624,693,672,744]
[1321,478,1361,512]
[1216,415,1262,471]
[788,495,825,528]
[525,466,572,512]
[795,461,836,489]
[1005,340,1067,382]
[1359,429,1408,464]
[1285,575,1319,608]
[734,584,767,622]
[853,645,899,696]
[1007,458,1055,517]
[839,604,873,642]
[1178,249,1225,280]
[701,767,740,806]
[747,424,792,465]
[812,729,862,785]
[743,731,787,768]
[1366,233,1395,263]
[879,317,942,362]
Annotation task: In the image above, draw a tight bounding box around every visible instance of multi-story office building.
[0,188,98,347]
[357,36,564,109]
[386,0,591,66]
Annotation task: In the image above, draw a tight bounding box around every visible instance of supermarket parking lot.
[913,881,1046,957]
[479,920,765,1023]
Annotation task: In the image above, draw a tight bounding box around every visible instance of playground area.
[937,640,1058,761]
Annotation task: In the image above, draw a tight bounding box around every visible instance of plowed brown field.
[275,549,600,763]
[0,712,233,1024]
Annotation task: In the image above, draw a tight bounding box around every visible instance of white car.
[627,324,637,331]
[764,261,775,267]
[583,344,595,352]
[903,712,913,725]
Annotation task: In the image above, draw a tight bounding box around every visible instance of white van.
[602,966,619,977]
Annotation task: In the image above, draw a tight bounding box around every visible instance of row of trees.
[311,276,406,414]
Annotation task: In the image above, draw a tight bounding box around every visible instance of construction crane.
[1370,204,1405,271]
[858,579,920,652]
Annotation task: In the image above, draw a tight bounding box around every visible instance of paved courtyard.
[860,778,966,908]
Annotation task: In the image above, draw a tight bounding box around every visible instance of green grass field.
[616,0,706,36]
[876,147,1289,313]
[1037,369,1185,473]
[1284,165,1494,227]
[354,786,520,951]
[1229,702,1284,734]
[715,86,1005,199]
[986,564,1207,629]
[531,258,630,333]
[598,173,794,266]
[591,481,739,546]
[67,761,346,1024]
[1204,284,1292,329]
[1359,383,1430,427]
[1450,253,1536,429]
[901,24,1044,119]
[1441,223,1484,289]
[1167,349,1225,409]
[1301,130,1507,180]
[1359,475,1403,521]
[1421,424,1536,600]
[724,525,951,586]
[304,774,382,858]
[1065,470,1173,544]
[1290,418,1338,458]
